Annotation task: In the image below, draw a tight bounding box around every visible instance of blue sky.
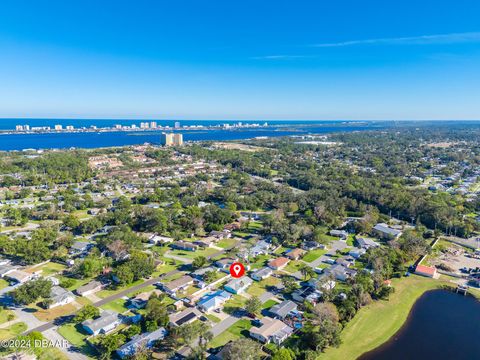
[1,0,480,120]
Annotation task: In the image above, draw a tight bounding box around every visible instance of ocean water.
[0,119,386,151]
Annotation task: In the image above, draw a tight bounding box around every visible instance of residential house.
[330,230,348,240]
[5,270,34,284]
[193,237,217,248]
[76,280,103,296]
[169,307,202,327]
[356,237,380,249]
[318,264,357,282]
[191,267,218,280]
[116,328,168,359]
[0,264,17,278]
[302,241,325,251]
[129,290,162,309]
[209,230,231,239]
[224,276,253,294]
[250,240,271,257]
[349,248,366,259]
[170,241,198,252]
[269,300,298,320]
[70,241,93,255]
[372,223,402,240]
[82,310,122,336]
[285,248,305,261]
[48,286,75,309]
[249,317,293,345]
[149,234,174,245]
[215,258,236,270]
[197,290,231,312]
[161,275,194,297]
[268,257,290,271]
[251,267,273,281]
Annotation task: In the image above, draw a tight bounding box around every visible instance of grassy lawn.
[0,279,9,290]
[100,298,129,313]
[169,247,218,259]
[25,261,66,275]
[283,260,303,274]
[274,246,287,255]
[97,279,144,299]
[57,323,88,346]
[223,294,247,315]
[206,313,221,323]
[249,254,270,270]
[72,209,91,219]
[209,319,253,348]
[346,234,355,246]
[0,322,27,340]
[0,310,16,325]
[319,275,450,360]
[217,238,237,249]
[58,276,92,291]
[153,260,178,276]
[303,249,327,263]
[247,277,280,297]
[261,299,278,310]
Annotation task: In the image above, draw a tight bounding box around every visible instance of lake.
[359,289,480,360]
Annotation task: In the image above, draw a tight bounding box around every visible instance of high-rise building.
[55,124,63,130]
[150,121,157,128]
[174,121,180,128]
[15,125,24,131]
[115,124,122,129]
[160,132,174,146]
[66,125,74,130]
[24,125,30,131]
[173,133,183,146]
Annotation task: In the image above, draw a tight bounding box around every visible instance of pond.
[359,289,480,360]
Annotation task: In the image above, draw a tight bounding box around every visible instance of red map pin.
[229,262,245,278]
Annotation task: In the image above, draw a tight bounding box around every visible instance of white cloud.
[311,32,480,47]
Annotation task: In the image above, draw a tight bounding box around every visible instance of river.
[359,289,480,360]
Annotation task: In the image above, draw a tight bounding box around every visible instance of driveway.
[43,328,90,360]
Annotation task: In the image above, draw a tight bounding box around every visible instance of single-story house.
[197,290,231,312]
[116,327,168,359]
[82,310,121,336]
[372,223,402,240]
[268,300,298,320]
[330,230,348,240]
[316,264,356,282]
[49,286,75,309]
[268,257,290,271]
[349,248,367,259]
[251,267,273,281]
[169,307,202,327]
[5,270,35,284]
[129,290,162,309]
[193,237,217,248]
[70,241,93,255]
[249,317,293,345]
[170,241,198,252]
[0,264,17,278]
[415,264,438,278]
[161,275,194,297]
[215,258,236,270]
[250,240,271,257]
[356,237,380,249]
[285,248,305,261]
[149,234,174,245]
[76,280,103,296]
[302,241,325,251]
[209,230,231,239]
[191,266,218,280]
[224,276,253,294]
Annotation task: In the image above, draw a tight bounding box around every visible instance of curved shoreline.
[318,276,451,360]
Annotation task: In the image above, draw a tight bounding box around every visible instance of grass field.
[319,275,450,360]
[100,298,129,313]
[209,319,253,348]
[247,277,280,297]
[0,310,16,325]
[217,238,237,249]
[223,294,247,315]
[0,322,27,340]
[169,247,219,259]
[25,261,66,275]
[33,303,78,322]
[58,323,88,346]
[303,249,327,263]
[0,279,10,290]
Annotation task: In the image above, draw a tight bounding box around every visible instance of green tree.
[245,296,262,316]
[74,304,100,323]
